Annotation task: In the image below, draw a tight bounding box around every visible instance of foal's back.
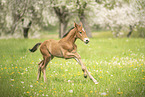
[40,39,63,57]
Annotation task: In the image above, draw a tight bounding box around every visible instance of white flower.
[11,79,14,81]
[30,85,33,87]
[21,81,24,84]
[101,92,107,96]
[68,90,73,93]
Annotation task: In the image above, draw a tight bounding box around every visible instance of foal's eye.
[79,32,82,34]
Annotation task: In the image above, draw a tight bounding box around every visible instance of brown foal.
[29,22,98,84]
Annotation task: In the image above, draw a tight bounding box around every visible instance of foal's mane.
[62,27,75,38]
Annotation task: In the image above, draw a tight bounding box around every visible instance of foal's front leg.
[75,57,99,84]
[64,52,98,84]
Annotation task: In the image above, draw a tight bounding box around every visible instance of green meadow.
[0,38,145,97]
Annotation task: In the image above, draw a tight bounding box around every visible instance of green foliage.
[0,38,145,97]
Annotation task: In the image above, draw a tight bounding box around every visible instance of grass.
[0,38,145,97]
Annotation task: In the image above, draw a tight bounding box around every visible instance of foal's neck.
[62,28,77,44]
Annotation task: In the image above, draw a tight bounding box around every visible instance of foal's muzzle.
[84,38,90,44]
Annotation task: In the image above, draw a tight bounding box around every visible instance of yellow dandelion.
[27,91,30,93]
[117,92,121,94]
[100,76,102,78]
[142,78,144,80]
[15,66,18,68]
[85,94,88,97]
[142,70,144,72]
[90,91,93,93]
[10,72,14,75]
[12,67,14,69]
[4,67,7,69]
[1,68,3,70]
[39,90,42,93]
[77,74,80,75]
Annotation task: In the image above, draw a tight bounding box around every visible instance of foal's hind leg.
[37,60,44,81]
[41,55,53,82]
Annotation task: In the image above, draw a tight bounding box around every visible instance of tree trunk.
[77,0,92,38]
[80,16,92,38]
[59,21,68,38]
[23,28,29,38]
[11,21,19,35]
[23,21,32,38]
[127,25,133,38]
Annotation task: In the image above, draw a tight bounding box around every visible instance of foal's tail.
[29,43,41,52]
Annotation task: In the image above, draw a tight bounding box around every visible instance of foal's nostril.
[84,38,90,44]
[85,39,89,44]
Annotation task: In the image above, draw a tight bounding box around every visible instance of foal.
[29,22,98,84]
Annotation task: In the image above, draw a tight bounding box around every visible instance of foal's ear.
[79,22,83,27]
[74,22,79,29]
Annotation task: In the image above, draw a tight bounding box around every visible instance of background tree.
[0,0,145,38]
[90,0,145,37]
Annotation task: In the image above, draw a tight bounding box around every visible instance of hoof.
[84,75,87,78]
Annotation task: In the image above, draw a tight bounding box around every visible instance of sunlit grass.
[0,38,145,97]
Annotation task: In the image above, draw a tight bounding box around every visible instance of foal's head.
[74,22,89,44]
